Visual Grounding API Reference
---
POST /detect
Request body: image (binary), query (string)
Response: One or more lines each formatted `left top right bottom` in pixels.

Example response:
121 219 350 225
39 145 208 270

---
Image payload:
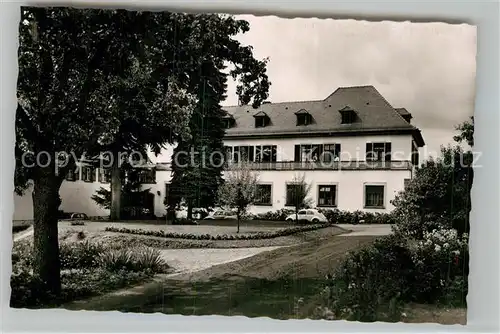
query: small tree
217 163 259 233
289 174 313 222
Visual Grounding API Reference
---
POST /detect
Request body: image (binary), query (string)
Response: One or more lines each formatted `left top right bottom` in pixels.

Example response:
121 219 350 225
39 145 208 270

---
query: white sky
223 16 477 159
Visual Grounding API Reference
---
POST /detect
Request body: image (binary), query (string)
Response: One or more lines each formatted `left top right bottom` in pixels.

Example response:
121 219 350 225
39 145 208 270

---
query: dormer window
339 106 357 124
222 112 235 129
295 109 312 126
253 111 270 128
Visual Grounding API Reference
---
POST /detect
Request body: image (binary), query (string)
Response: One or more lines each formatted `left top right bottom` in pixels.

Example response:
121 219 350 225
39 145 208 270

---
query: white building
13 85 424 220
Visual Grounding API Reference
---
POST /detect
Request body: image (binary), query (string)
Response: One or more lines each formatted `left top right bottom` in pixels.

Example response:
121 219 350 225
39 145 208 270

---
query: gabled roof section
338 105 355 112
222 85 425 147
295 108 310 115
253 110 269 118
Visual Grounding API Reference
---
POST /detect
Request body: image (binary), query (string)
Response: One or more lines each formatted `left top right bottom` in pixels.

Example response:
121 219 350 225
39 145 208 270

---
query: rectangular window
82 166 95 183
364 185 385 208
296 114 311 126
98 168 111 183
322 144 341 162
255 116 268 128
286 184 303 206
255 184 272 205
411 142 419 166
341 111 356 124
164 183 170 206
65 169 77 182
366 142 392 162
138 169 156 184
318 185 337 207
234 146 254 162
254 145 276 163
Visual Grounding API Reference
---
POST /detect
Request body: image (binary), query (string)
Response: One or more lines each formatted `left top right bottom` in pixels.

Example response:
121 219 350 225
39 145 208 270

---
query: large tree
15 8 200 295
167 15 271 218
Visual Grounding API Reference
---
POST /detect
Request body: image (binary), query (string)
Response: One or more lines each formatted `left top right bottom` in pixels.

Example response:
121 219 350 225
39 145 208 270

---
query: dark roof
395 107 412 118
223 85 425 147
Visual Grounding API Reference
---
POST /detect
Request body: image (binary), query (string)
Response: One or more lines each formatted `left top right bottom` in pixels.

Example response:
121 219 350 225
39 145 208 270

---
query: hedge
104 223 332 241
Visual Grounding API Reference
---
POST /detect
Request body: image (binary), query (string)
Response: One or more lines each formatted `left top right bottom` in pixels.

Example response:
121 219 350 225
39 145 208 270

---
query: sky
223 15 477 159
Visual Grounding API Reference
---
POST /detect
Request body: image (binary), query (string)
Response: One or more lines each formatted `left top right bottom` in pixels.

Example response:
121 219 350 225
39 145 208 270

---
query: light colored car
204 209 238 220
175 208 208 220
285 209 328 223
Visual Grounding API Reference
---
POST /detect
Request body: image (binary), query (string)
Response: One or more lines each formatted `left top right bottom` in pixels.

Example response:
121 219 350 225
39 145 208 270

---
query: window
98 168 111 183
298 209 307 215
254 112 270 128
339 106 357 124
322 144 341 163
411 141 419 166
286 184 303 206
224 146 232 163
296 113 312 126
255 145 277 162
82 167 95 182
222 119 231 129
164 183 170 206
65 169 79 182
366 142 392 162
364 185 385 208
255 184 272 206
318 185 337 207
138 169 156 184
341 111 356 124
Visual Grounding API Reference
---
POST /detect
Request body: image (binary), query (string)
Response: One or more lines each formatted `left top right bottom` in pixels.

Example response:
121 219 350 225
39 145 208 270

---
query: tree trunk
237 212 240 234
32 168 62 297
110 156 121 221
187 201 193 220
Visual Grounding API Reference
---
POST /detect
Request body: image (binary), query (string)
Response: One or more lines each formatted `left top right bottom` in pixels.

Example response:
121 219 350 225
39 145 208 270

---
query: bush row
248 208 394 225
105 223 331 241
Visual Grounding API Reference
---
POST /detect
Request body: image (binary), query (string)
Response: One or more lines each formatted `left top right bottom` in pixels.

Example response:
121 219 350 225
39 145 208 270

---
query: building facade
13 85 425 220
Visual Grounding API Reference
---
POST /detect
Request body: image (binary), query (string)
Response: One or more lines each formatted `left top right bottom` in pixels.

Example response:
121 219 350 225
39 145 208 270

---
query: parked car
285 209 328 223
175 207 208 220
204 209 238 220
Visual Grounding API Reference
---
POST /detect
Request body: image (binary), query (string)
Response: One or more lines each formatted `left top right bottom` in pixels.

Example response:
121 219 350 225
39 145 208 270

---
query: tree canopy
15 7 269 296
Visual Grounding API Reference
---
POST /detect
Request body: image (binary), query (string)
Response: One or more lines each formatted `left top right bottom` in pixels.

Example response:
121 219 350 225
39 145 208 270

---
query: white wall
12 134 414 220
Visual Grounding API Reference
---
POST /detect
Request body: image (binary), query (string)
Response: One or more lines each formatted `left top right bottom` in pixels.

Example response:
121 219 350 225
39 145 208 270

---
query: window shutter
335 144 341 158
294 145 301 162
271 146 277 162
249 146 255 162
385 142 392 161
366 143 373 160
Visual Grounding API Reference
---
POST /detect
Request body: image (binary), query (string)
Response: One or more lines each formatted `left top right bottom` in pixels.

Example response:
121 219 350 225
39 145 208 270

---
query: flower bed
105 223 332 240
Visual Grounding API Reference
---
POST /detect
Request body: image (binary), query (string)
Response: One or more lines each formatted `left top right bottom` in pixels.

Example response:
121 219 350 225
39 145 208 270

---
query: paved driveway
336 224 392 236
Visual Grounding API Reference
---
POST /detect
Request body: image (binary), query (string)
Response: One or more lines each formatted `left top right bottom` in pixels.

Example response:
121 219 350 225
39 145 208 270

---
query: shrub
70 220 86 226
318 208 395 225
323 234 414 322
409 229 469 303
171 218 198 225
97 247 168 273
59 241 104 269
133 247 168 273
